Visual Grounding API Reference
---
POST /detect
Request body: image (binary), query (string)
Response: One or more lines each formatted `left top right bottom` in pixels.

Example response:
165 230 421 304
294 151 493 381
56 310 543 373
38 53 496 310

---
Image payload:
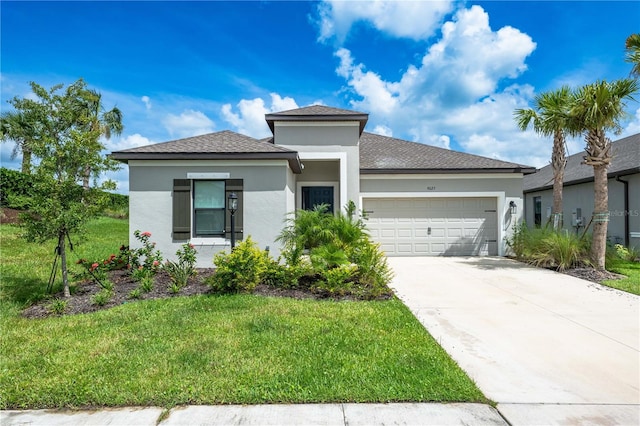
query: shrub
164 260 192 288
312 264 357 296
614 244 640 262
350 242 394 297
207 237 268 294
0 167 36 209
128 288 142 299
274 201 393 299
91 289 113 306
507 225 590 271
129 230 163 274
75 256 118 290
139 276 154 293
262 256 314 289
47 298 68 315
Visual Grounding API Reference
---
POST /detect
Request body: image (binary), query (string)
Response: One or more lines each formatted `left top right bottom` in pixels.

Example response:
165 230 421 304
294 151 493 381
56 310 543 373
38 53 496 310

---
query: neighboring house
111 105 535 266
523 133 640 249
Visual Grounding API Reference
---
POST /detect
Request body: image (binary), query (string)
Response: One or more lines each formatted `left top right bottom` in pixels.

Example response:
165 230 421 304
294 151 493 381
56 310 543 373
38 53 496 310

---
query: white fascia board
275 121 360 128
360 173 523 180
128 160 289 167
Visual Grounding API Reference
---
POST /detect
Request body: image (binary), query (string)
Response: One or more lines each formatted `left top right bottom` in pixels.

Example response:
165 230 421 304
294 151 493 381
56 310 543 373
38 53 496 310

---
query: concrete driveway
388 257 639 425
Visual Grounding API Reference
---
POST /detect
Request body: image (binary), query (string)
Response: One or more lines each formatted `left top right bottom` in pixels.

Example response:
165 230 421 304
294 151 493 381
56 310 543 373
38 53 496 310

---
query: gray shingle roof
110 130 302 173
268 105 367 116
265 105 368 135
359 132 535 174
112 130 294 154
523 133 640 192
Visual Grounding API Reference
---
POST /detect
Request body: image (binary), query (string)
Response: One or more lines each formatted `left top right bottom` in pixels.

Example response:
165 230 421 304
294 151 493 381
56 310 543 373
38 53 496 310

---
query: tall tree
0 109 40 174
569 79 638 270
6 79 122 297
514 86 573 230
625 33 640 77
76 88 123 188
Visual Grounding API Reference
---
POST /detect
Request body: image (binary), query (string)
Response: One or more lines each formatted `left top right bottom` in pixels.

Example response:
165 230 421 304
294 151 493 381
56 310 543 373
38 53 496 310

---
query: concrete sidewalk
1 403 507 425
388 256 640 425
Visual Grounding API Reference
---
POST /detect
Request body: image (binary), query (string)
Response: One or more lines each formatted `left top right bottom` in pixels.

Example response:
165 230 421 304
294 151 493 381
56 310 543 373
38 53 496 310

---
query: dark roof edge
360 167 537 175
265 114 369 135
523 167 640 193
109 152 303 174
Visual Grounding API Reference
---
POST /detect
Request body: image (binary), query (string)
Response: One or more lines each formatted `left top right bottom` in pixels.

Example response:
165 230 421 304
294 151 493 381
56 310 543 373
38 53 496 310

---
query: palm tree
514 86 573 230
0 110 38 174
625 33 640 77
74 86 123 188
569 79 638 270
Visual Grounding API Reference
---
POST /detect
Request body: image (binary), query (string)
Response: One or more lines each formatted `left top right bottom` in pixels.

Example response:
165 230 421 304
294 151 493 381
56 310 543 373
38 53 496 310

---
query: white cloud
317 0 454 42
163 110 215 139
620 107 640 137
109 133 156 151
372 124 393 137
221 93 299 138
333 5 541 166
141 95 152 110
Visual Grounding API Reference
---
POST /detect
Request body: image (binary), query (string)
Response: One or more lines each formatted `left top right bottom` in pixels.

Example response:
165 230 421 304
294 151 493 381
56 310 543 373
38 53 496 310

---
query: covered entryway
363 197 498 256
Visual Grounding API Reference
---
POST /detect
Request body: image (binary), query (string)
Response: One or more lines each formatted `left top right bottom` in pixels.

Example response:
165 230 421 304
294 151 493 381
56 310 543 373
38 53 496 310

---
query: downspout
615 175 629 247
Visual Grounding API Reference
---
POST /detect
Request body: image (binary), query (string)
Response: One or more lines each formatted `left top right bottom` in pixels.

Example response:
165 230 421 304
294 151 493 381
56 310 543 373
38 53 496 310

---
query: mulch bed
0 208 21 224
6 207 630 317
562 267 626 283
21 269 383 319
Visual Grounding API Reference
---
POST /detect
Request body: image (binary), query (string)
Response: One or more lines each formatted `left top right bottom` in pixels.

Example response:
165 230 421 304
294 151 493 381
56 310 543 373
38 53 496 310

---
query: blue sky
2 1 639 193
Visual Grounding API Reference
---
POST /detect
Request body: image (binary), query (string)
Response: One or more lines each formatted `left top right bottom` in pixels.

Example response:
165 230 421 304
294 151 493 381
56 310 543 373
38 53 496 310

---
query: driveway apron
388 257 639 425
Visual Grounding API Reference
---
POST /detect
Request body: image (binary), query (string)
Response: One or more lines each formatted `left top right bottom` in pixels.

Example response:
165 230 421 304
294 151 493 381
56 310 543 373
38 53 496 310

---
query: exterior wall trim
299 152 348 210
361 173 523 180
128 160 289 168
296 181 340 212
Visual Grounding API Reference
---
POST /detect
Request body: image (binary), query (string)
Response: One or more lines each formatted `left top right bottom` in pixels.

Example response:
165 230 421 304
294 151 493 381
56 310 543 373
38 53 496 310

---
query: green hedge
0 167 128 214
0 168 36 209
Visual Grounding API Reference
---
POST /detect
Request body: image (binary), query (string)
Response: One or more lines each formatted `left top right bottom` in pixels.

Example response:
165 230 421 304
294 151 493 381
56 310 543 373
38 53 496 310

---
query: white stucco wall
274 122 361 210
128 160 292 267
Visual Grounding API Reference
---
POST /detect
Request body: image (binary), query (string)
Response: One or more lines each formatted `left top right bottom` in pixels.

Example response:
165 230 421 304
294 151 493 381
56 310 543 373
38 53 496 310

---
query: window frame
192 180 226 238
533 196 542 227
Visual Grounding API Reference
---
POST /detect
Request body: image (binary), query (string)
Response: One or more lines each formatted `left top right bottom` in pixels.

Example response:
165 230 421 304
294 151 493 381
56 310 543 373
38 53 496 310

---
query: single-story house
111 105 535 266
523 132 640 249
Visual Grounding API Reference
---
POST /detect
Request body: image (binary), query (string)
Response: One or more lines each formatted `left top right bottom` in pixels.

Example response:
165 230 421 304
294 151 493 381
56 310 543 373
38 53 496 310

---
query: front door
302 186 334 214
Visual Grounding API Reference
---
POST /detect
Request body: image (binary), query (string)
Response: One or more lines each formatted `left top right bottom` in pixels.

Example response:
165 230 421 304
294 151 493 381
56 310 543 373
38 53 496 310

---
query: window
193 181 225 237
172 178 243 241
533 196 542 227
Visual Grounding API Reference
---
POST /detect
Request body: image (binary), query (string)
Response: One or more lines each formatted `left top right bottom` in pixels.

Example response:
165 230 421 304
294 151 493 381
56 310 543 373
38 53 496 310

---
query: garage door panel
364 197 498 256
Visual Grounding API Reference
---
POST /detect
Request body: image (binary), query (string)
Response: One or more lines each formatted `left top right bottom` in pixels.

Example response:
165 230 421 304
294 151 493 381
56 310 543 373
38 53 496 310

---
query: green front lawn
0 295 486 408
603 260 640 295
0 218 487 409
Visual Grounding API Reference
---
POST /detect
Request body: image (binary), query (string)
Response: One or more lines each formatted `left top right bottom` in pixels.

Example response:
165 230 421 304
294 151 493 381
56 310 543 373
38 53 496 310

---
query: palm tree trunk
21 147 32 174
551 131 566 230
591 164 609 270
584 129 612 270
83 165 90 189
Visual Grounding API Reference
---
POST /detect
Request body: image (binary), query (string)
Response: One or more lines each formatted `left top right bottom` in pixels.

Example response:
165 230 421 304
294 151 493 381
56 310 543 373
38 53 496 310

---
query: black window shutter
173 179 191 240
225 179 243 241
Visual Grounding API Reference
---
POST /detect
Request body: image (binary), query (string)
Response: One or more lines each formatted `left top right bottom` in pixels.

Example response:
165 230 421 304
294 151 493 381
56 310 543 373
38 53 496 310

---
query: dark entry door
302 186 334 214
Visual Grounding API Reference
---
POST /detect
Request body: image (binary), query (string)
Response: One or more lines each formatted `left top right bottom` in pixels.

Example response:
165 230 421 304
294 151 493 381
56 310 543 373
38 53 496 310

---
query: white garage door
363 197 498 256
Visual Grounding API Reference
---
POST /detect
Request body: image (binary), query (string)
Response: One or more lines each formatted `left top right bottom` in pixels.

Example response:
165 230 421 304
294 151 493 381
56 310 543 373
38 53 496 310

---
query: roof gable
523 133 640 192
265 105 368 135
359 132 535 174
